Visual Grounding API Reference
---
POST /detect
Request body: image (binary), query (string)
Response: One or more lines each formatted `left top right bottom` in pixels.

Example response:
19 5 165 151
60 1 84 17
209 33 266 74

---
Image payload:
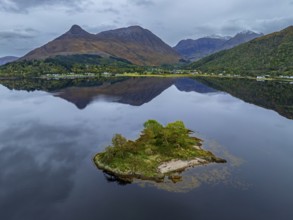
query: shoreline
158 158 208 174
1 74 293 82
94 151 226 183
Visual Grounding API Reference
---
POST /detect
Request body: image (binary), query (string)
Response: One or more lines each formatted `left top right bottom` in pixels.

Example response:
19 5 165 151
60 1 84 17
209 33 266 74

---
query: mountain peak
67 24 90 36
97 25 158 43
127 25 144 29
125 25 146 32
54 24 93 40
97 25 148 38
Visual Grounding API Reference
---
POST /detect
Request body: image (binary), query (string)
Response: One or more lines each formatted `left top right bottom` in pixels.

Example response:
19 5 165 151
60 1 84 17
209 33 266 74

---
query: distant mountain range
21 25 180 66
174 31 263 61
189 26 293 75
0 56 18 65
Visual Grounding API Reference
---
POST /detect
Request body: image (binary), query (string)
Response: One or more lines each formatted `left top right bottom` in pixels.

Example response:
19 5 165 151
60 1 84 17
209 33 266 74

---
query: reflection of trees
103 172 131 186
197 77 293 119
0 77 125 92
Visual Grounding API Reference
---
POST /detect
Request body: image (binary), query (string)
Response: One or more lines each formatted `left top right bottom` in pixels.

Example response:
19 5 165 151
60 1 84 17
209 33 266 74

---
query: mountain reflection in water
0 77 292 120
53 77 217 108
0 77 217 108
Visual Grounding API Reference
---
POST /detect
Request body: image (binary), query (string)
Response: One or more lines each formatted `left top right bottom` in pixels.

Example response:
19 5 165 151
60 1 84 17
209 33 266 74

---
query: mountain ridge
174 31 263 61
174 37 227 61
21 25 180 66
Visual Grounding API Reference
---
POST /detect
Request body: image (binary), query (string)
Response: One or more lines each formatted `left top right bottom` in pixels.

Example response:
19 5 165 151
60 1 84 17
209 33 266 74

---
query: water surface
0 77 292 220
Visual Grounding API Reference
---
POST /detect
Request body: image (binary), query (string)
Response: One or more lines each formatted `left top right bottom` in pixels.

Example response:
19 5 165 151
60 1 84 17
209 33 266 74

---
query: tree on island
141 120 192 148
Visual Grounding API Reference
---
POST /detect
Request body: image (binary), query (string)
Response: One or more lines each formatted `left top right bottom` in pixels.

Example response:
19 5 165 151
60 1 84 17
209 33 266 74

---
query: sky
0 0 292 57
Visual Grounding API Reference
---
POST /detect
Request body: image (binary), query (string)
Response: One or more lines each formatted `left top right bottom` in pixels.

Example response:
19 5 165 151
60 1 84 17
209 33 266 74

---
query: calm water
0 77 293 220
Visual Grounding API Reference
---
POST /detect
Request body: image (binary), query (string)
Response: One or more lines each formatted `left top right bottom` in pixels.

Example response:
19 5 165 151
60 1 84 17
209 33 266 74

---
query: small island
94 120 226 183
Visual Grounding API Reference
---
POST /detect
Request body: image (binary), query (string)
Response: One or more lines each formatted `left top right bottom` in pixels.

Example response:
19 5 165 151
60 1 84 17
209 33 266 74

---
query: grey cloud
255 17 293 34
187 25 221 39
220 20 248 35
23 27 39 33
193 26 216 35
0 28 38 40
0 31 35 40
96 7 120 14
128 0 154 6
189 15 293 40
0 0 90 13
221 26 242 35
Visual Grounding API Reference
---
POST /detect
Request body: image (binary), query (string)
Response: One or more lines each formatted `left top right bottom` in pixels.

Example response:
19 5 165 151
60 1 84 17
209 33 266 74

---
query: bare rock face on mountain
21 25 180 66
174 31 263 61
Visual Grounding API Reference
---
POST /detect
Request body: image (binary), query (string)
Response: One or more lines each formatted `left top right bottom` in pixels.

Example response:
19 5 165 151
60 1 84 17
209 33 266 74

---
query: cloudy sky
0 0 292 57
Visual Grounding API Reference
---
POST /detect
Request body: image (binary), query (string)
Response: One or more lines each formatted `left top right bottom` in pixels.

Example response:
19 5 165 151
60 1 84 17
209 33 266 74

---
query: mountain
174 31 263 61
21 25 180 66
189 26 293 76
0 56 18 65
95 26 180 66
220 30 263 50
174 37 227 61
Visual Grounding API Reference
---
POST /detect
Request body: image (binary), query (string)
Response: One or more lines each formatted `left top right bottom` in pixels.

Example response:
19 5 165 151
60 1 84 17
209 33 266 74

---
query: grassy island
94 120 226 183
